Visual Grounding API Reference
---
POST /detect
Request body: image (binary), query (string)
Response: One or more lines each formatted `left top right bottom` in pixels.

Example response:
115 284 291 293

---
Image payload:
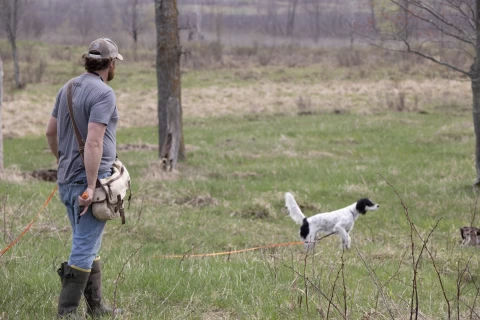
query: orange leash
0 186 58 257
158 241 304 259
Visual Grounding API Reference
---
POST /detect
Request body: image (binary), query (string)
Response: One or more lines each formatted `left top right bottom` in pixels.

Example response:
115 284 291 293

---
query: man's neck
87 70 108 82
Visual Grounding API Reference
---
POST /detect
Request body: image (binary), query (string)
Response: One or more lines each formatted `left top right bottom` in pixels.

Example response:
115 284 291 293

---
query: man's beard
107 68 115 81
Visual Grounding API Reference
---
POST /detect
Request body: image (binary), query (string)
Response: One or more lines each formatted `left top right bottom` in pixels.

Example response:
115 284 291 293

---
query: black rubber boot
57 262 90 319
84 260 122 318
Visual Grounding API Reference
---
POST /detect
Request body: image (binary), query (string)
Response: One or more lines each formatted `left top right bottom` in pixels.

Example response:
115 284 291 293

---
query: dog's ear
356 198 376 214
356 198 369 214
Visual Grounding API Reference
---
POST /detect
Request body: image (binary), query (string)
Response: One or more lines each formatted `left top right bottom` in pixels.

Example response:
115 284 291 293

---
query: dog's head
356 198 380 214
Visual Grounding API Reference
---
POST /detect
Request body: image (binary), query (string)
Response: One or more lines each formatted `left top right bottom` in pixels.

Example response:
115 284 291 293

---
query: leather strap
66 79 101 188
66 80 86 160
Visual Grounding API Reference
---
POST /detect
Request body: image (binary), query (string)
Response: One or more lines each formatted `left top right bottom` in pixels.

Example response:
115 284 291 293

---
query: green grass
1 110 480 319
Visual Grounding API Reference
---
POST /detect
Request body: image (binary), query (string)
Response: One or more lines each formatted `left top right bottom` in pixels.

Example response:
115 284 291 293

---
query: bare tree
23 5 45 39
195 0 203 34
345 0 359 48
155 0 184 170
121 0 150 60
0 57 3 172
368 0 480 185
305 0 324 44
0 0 29 89
264 0 283 37
71 0 96 41
367 0 379 35
286 0 299 37
214 0 223 44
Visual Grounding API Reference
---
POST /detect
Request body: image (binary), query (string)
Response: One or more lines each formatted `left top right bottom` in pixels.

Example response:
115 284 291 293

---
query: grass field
1 41 480 319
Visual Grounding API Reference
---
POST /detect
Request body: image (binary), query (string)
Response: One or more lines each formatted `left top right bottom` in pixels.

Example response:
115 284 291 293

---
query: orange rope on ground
0 186 58 257
159 241 304 259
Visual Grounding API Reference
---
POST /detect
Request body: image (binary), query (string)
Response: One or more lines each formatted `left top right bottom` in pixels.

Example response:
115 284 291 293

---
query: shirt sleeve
89 89 116 125
51 88 63 118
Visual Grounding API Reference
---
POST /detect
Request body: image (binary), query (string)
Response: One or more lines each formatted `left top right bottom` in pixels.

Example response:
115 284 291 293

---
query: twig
456 258 472 320
276 256 346 319
379 173 452 319
377 173 418 319
179 247 195 264
466 268 480 319
341 249 347 318
290 251 298 310
327 254 344 319
112 244 144 316
158 278 183 317
2 190 8 243
302 250 309 312
383 247 409 287
415 218 451 319
458 296 480 320
356 245 395 320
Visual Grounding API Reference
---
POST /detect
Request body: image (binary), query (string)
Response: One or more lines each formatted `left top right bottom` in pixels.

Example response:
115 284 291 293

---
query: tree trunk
0 58 3 172
472 76 480 184
473 0 480 185
133 37 138 62
194 0 203 40
132 0 138 61
11 40 21 88
368 0 378 35
286 0 298 37
155 0 184 169
160 97 181 171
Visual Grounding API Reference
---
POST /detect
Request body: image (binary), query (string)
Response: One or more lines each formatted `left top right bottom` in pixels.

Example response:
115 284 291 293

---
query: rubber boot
57 262 90 319
84 260 122 318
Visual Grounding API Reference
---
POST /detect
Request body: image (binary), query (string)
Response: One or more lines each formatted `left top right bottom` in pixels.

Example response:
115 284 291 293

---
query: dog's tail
285 192 305 225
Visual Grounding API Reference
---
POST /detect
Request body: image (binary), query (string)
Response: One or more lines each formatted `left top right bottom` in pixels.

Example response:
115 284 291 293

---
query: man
46 38 123 318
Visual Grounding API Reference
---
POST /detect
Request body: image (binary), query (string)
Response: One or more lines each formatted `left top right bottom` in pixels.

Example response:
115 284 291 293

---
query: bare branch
356 245 396 320
277 257 347 319
395 3 474 45
358 34 471 77
392 0 474 43
113 244 144 313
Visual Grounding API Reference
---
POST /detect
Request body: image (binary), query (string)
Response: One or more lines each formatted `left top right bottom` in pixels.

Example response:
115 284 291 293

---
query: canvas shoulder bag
66 79 131 224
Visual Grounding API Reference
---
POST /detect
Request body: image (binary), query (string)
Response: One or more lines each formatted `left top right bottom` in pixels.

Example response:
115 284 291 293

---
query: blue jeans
58 171 111 271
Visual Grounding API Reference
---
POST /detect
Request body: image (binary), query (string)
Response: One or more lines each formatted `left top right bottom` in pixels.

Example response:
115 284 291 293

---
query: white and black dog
285 192 379 250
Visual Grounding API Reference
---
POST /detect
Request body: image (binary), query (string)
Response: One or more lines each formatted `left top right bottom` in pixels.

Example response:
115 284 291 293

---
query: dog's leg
304 234 316 250
334 226 350 249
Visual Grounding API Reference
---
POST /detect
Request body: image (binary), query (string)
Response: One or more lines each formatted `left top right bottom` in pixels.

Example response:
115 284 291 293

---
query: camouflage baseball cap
87 38 123 61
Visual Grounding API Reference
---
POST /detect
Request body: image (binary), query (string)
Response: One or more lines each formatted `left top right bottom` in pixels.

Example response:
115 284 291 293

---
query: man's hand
78 188 95 216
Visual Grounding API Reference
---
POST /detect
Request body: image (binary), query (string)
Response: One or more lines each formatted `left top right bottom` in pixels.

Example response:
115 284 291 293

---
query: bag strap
66 80 86 161
66 79 101 188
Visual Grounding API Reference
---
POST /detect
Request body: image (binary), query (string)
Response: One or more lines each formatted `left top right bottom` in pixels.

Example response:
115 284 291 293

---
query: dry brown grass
0 166 30 183
2 72 471 139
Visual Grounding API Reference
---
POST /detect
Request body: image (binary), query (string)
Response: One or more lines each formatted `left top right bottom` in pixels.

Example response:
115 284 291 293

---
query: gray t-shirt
52 73 118 184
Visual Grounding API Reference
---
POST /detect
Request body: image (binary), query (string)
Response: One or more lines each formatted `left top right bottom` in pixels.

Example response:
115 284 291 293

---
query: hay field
1 43 472 138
